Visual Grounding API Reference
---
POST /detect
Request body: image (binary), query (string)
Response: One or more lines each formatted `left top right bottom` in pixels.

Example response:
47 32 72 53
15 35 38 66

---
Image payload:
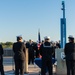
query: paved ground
3 57 41 75
4 63 41 75
3 57 65 75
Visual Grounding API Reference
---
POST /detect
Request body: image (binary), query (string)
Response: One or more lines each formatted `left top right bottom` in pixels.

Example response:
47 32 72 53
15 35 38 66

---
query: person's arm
52 46 55 56
22 43 26 58
0 45 4 55
39 44 43 56
12 43 15 53
0 45 3 60
23 44 26 54
64 43 67 55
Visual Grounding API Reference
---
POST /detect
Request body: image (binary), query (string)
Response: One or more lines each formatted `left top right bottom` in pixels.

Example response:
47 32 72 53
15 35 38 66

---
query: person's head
68 35 74 43
17 36 22 42
42 40 44 44
29 39 32 43
44 36 50 42
52 42 56 47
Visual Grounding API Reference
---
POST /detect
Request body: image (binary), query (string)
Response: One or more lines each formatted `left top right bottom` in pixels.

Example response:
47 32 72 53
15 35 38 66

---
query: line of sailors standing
26 39 60 65
0 36 60 75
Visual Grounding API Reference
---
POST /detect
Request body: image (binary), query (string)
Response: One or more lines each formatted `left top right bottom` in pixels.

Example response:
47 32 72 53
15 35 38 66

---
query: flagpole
38 29 41 43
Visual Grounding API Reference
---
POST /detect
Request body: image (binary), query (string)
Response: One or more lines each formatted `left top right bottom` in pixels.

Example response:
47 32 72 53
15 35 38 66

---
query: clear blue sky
0 0 75 42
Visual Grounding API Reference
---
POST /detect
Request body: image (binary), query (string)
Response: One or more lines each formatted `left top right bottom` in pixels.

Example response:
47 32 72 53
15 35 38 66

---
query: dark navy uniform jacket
64 42 75 60
0 44 3 60
13 42 26 60
40 42 54 60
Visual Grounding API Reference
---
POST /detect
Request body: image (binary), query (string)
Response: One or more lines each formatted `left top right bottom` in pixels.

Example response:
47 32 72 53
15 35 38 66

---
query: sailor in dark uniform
40 36 54 75
13 36 26 75
0 44 5 75
28 39 34 64
64 35 75 75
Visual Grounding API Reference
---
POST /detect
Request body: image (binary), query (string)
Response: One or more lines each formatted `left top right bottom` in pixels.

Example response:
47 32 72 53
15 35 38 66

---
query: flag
38 29 41 43
37 29 41 49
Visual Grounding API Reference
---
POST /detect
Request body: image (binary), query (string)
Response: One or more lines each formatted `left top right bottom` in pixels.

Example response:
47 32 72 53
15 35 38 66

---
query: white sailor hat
68 35 74 39
44 36 50 40
16 35 22 39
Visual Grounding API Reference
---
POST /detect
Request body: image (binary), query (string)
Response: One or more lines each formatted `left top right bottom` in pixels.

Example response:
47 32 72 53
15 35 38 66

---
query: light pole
60 1 66 48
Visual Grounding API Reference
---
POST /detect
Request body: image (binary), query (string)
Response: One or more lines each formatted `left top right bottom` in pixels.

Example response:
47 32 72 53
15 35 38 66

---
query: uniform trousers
14 60 25 75
28 52 34 64
66 59 75 75
41 59 53 75
0 57 4 75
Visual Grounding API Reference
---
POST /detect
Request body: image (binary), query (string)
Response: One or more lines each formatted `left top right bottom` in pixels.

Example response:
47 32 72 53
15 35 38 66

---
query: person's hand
39 55 42 58
63 57 66 59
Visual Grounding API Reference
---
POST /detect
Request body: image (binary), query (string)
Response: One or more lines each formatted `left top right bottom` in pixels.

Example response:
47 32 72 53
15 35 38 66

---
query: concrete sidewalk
4 65 41 75
3 57 41 75
4 64 56 75
3 57 66 75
